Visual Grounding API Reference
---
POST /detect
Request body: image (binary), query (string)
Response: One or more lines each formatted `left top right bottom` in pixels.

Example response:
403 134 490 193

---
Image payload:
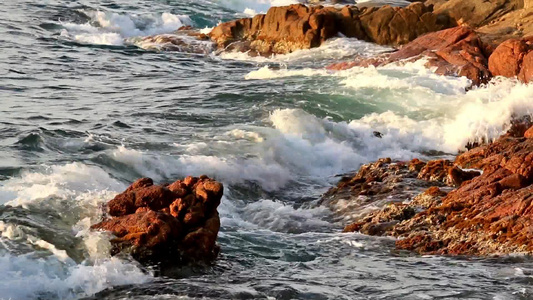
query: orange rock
209 3 449 55
92 175 224 266
525 126 533 138
328 26 492 85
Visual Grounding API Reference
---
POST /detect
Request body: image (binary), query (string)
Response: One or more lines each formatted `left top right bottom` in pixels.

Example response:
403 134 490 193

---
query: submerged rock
339 124 533 256
91 176 223 265
209 3 450 55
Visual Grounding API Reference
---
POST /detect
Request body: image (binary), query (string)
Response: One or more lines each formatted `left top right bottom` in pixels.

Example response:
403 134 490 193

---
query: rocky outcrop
429 0 523 28
341 124 533 256
320 157 458 225
488 37 533 83
209 3 451 55
328 26 492 85
91 176 223 265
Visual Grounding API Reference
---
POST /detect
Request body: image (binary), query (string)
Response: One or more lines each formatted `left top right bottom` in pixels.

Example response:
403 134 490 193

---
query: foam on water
221 37 392 63
0 163 152 299
246 61 533 155
60 10 192 45
0 253 151 300
0 162 123 209
218 0 302 16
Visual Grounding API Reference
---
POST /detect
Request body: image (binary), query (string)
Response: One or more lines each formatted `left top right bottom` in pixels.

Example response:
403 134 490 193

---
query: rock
525 126 533 138
321 157 449 225
417 159 453 183
358 2 450 46
209 3 450 55
341 124 533 256
91 176 223 265
328 26 492 85
488 37 533 82
432 0 522 28
91 211 183 262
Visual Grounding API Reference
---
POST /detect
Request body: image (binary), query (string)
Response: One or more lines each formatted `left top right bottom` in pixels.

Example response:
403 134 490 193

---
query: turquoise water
1 0 533 299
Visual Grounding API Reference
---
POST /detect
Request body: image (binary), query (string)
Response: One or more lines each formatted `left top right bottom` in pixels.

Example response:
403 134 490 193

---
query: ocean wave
221 37 392 64
59 10 192 46
218 0 302 16
0 253 150 300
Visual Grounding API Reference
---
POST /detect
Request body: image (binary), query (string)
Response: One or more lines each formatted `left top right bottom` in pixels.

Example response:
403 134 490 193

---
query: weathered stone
341 124 533 256
209 3 449 55
328 26 492 85
92 176 224 266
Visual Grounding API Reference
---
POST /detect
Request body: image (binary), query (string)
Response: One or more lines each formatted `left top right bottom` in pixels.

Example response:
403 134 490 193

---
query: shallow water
1 0 533 299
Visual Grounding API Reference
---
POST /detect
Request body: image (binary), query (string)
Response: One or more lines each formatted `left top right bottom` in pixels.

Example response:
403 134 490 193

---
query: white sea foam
0 253 151 300
221 37 392 63
0 162 123 209
219 0 302 16
0 162 151 299
60 10 192 45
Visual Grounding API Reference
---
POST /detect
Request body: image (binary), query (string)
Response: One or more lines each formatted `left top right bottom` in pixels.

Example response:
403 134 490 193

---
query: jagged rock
341 123 533 256
91 176 223 265
209 3 450 55
320 157 450 224
328 26 492 85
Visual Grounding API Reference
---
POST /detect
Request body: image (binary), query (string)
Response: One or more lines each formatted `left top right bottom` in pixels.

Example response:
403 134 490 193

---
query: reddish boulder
92 176 224 265
488 37 533 82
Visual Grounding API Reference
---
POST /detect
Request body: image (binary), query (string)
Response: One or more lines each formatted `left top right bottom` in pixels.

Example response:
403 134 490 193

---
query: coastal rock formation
320 157 454 224
488 37 533 83
209 3 450 55
341 124 533 255
91 176 223 264
428 0 523 28
328 26 492 85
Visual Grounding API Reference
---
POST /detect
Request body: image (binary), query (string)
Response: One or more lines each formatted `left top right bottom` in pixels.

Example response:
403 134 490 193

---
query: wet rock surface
328 26 492 85
488 37 533 83
320 157 454 225
91 176 223 265
338 125 533 256
208 3 450 55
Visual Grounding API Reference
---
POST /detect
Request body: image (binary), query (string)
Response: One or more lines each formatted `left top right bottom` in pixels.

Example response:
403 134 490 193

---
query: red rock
417 159 454 183
91 211 182 262
209 3 449 55
408 158 427 172
134 185 176 211
108 191 136 216
92 176 224 266
525 126 533 138
488 38 533 79
519 51 533 83
329 26 492 85
340 123 533 256
126 177 153 191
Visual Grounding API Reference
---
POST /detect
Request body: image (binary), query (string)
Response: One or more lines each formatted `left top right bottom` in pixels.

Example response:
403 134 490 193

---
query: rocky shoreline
95 0 533 264
326 121 533 255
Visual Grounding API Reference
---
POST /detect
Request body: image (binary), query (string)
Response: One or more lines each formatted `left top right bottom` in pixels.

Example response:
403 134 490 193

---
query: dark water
1 0 533 299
